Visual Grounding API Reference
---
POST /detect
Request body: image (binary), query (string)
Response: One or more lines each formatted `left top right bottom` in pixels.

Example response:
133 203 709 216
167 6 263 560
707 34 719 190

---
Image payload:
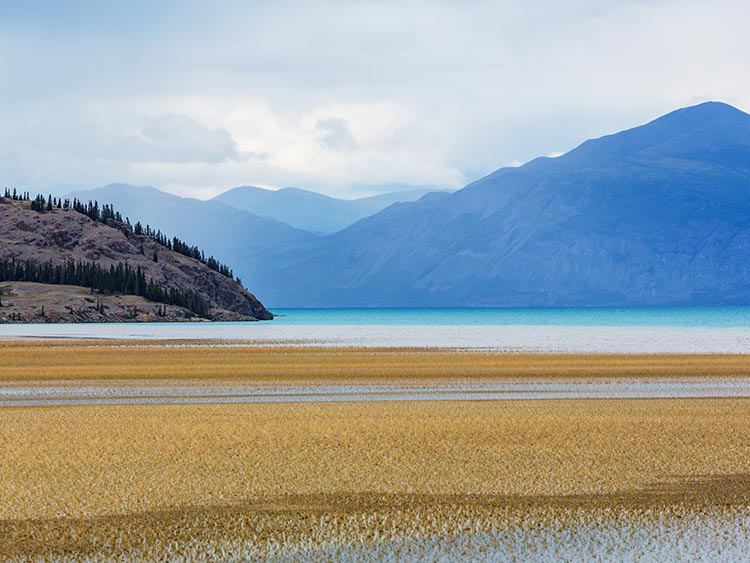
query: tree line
133 223 234 278
3 188 31 201
3 188 236 280
0 258 210 317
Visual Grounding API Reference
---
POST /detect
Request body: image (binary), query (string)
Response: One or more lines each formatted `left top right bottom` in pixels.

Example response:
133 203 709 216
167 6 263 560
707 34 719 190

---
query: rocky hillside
0 196 272 322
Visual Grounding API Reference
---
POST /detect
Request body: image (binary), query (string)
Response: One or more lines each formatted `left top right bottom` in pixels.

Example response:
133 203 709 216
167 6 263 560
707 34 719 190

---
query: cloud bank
0 0 748 198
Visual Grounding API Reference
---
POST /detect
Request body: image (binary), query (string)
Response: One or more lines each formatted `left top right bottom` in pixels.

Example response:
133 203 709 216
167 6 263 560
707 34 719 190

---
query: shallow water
257 508 750 563
4 377 750 407
19 506 748 563
2 323 750 353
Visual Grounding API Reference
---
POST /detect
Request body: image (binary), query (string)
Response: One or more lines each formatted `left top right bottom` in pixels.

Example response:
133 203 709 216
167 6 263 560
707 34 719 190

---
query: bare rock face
0 200 272 322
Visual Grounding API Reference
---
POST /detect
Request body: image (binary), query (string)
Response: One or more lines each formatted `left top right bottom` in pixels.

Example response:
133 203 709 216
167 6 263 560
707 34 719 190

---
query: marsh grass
2 341 750 383
2 399 750 561
3 342 750 561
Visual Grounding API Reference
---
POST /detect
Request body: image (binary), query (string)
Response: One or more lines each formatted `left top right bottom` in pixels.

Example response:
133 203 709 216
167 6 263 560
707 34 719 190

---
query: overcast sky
1 0 749 199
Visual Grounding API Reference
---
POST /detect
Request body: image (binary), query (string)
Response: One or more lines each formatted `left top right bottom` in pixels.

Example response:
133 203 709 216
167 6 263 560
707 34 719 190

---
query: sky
1 0 749 199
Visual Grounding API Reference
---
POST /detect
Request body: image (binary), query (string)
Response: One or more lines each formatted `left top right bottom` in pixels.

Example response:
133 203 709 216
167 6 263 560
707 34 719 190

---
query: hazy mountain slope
212 185 447 234
0 197 272 321
254 101 750 307
66 184 316 289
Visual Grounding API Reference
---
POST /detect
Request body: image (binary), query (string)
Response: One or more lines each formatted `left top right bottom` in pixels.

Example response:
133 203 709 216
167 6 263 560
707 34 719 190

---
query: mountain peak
668 100 747 118
649 101 749 131
563 101 750 164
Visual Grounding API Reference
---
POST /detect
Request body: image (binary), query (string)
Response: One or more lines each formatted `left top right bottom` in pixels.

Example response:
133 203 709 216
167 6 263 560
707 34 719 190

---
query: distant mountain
0 194 271 322
65 184 316 292
213 185 449 234
253 101 750 307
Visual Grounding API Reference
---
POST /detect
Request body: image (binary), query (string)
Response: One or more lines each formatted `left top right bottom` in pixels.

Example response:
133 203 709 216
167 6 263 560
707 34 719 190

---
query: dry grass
2 340 750 383
4 341 750 560
3 399 750 560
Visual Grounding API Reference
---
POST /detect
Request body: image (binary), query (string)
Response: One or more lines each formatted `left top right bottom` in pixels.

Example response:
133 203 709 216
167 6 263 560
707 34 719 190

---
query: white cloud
140 114 241 163
21 111 244 164
313 117 356 151
0 0 749 198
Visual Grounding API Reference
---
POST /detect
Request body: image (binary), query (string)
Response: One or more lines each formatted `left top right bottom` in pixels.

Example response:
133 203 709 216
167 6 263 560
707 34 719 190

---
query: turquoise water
3 308 750 351
268 307 750 327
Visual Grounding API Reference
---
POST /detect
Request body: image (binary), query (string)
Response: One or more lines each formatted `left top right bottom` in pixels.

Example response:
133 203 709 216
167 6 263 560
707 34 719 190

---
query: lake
2 307 750 352
269 306 750 327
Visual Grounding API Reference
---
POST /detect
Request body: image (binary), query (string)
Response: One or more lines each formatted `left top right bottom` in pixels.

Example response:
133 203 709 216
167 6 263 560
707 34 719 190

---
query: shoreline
2 323 750 353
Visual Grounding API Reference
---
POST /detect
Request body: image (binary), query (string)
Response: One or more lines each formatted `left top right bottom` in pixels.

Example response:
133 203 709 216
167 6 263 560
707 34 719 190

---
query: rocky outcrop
0 198 272 322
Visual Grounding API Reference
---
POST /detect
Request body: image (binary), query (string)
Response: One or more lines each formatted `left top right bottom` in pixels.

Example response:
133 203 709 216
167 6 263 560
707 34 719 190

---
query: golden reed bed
3 400 750 560
3 340 750 382
3 341 750 561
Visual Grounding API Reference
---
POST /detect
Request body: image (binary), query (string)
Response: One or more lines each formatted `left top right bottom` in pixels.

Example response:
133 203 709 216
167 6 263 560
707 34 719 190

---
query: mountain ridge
212 184 449 234
249 101 750 307
64 183 317 292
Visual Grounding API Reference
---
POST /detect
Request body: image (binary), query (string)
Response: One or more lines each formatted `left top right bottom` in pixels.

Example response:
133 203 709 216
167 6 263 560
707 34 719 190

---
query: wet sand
4 377 750 406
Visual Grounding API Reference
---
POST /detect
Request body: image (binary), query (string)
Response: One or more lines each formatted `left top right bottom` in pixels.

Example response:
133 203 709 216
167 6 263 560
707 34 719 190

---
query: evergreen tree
0 258 210 317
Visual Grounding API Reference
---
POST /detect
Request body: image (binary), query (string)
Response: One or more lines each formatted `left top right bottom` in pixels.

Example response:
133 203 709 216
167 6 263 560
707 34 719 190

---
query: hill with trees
63 184 317 294
0 191 272 323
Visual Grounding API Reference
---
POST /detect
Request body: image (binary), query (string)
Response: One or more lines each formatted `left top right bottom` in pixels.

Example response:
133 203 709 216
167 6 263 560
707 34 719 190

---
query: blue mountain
252 102 750 307
65 184 316 288
212 185 447 234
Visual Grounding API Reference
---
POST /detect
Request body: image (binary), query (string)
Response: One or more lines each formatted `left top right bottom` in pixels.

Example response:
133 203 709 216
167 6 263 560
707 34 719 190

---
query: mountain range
64 184 449 296
213 185 447 234
251 101 750 307
65 101 750 308
64 184 317 288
